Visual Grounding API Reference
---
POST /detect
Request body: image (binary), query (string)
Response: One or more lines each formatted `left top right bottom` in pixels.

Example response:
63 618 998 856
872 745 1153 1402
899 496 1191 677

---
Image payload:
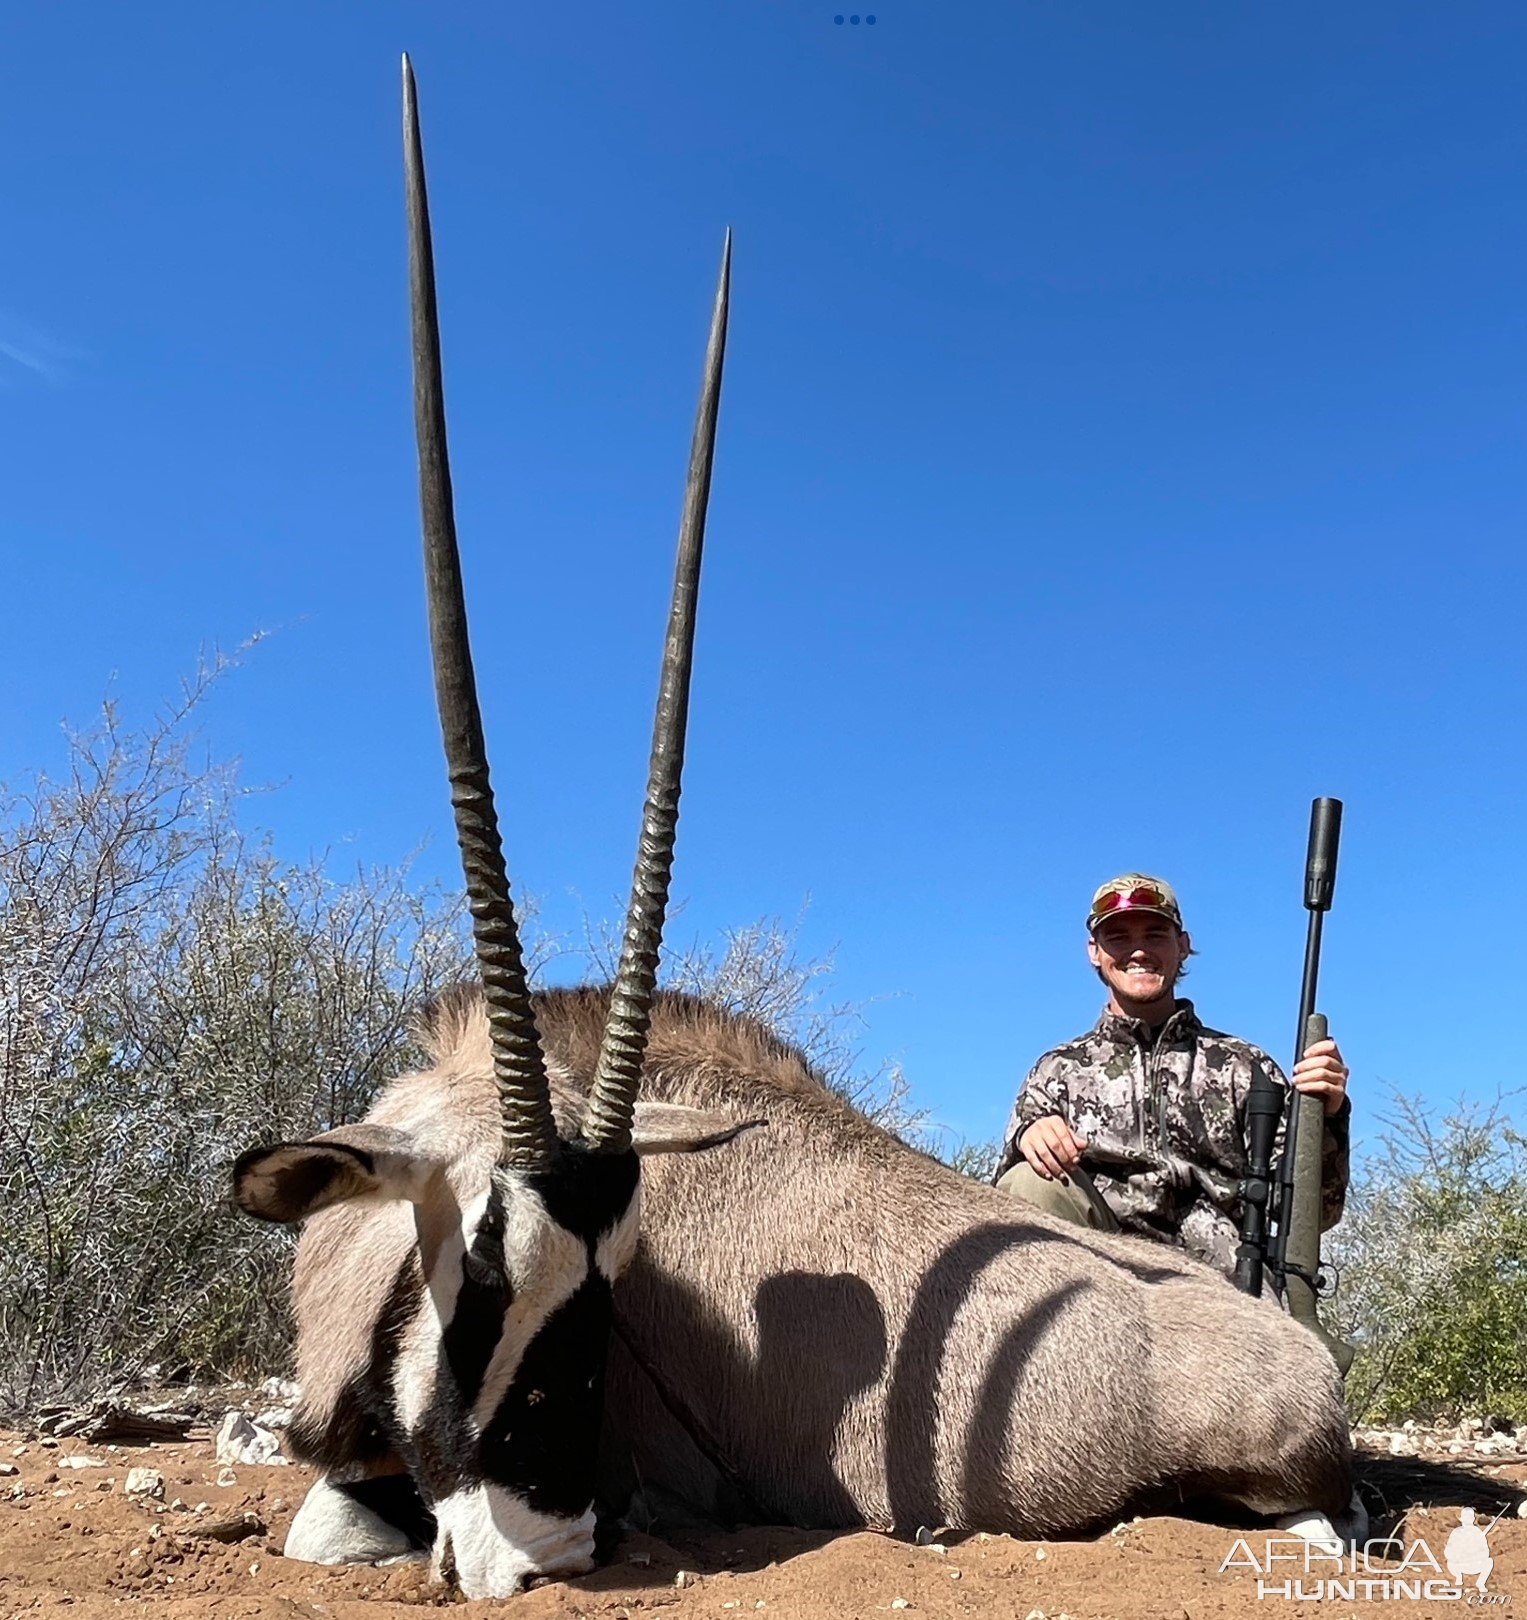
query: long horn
583 231 731 1153
402 55 557 1173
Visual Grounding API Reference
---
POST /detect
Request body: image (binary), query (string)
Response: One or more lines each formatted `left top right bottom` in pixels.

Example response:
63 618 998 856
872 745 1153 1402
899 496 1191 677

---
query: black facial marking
522 1142 640 1256
440 1184 513 1405
479 1271 615 1517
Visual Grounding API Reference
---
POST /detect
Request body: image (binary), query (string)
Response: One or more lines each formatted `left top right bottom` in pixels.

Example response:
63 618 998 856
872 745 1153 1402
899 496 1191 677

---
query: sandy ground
1 1428 1522 1620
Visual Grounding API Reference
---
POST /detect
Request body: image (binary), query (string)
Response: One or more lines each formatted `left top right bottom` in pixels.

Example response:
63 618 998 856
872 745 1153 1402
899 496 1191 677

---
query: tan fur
287 982 1351 1536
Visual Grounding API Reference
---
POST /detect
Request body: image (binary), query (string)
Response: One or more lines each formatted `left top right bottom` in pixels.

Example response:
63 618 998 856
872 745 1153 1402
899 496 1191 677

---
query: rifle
1234 798 1355 1373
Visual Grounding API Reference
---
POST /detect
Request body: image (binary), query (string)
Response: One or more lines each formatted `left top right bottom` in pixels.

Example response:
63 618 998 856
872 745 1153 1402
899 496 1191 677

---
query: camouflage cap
1088 873 1184 934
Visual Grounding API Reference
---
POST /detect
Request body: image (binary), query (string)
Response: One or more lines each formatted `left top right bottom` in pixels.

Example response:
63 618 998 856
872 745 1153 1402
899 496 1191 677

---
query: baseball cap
1087 873 1184 934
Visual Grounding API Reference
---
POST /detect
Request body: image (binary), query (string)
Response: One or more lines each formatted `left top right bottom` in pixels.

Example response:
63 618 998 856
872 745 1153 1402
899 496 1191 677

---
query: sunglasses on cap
1089 885 1174 924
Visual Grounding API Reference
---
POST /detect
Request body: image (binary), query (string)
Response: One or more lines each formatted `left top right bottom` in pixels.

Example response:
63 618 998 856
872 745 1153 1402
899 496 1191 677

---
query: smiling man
992 873 1352 1275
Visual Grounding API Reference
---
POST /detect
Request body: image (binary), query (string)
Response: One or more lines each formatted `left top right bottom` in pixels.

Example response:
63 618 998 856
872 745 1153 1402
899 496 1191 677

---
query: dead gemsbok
232 57 756 1597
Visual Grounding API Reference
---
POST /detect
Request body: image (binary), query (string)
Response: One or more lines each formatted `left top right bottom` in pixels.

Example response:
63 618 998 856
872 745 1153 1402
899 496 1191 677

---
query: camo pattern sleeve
993 1053 1072 1183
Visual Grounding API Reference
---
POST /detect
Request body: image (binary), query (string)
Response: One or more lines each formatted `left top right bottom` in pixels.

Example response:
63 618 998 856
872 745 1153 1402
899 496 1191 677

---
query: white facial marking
594 1181 642 1283
393 1188 493 1432
433 1482 595 1598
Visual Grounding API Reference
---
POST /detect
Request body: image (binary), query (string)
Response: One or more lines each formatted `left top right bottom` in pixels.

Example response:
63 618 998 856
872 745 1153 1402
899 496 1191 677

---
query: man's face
1087 910 1191 1006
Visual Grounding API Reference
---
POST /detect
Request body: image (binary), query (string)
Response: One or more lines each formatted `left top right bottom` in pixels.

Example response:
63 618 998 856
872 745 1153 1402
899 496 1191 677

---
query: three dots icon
834 14 877 22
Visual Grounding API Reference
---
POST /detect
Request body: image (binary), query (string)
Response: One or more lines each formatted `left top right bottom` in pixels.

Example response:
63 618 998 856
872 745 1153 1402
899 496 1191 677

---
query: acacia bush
1328 1089 1527 1425
0 674 472 1411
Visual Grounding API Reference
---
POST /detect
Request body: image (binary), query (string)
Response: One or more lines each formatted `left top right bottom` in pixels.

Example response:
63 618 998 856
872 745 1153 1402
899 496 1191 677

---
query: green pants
995 1161 1120 1232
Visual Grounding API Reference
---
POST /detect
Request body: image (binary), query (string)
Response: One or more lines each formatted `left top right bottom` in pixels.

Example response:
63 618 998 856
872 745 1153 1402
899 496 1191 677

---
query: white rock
675 1570 697 1588
255 1407 293 1431
0 1464 17 1478
59 1456 104 1469
1518 1501 1527 1520
260 1377 301 1402
1034 1547 1048 1561
890 1602 911 1611
124 1468 165 1501
216 1466 238 1488
215 1411 286 1467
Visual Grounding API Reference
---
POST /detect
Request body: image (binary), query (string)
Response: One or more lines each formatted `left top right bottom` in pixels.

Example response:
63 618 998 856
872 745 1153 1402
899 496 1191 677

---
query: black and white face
389 1147 641 1594
235 1100 756 1598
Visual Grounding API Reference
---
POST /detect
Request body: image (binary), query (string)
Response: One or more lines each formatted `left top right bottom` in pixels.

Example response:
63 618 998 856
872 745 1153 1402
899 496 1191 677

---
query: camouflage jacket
993 999 1351 1274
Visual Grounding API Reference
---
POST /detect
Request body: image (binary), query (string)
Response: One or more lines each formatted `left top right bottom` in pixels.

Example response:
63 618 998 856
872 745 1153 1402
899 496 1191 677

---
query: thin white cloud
0 312 88 386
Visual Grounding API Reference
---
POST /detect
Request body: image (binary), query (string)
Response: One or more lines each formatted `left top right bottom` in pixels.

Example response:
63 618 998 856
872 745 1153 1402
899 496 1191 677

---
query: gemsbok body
235 60 1358 1602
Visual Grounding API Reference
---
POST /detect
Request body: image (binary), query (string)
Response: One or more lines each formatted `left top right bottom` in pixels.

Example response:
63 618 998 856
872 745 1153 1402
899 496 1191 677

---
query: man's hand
1292 1037 1349 1117
1019 1115 1088 1181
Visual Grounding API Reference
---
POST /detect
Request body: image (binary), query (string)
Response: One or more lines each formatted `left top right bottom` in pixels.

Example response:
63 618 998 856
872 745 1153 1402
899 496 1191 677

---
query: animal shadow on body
598 1264 890 1578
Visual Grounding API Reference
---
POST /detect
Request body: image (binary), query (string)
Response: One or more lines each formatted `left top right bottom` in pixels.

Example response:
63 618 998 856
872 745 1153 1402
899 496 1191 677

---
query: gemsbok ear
233 1125 446 1224
628 1101 767 1158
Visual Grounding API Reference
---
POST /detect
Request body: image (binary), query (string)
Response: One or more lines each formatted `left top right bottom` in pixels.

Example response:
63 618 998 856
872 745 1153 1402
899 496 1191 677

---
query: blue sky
6 2 1524 1153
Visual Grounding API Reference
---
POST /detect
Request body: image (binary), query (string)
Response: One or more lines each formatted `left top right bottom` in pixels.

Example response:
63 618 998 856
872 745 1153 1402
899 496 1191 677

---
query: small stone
52 1487 74 1499
270 1497 287 1513
125 1469 165 1501
0 1464 17 1477
183 1511 264 1544
949 1569 962 1579
1034 1546 1048 1561
60 1456 104 1470
216 1466 238 1488
38 1438 59 1450
249 1561 261 1575
890 1602 911 1612
215 1411 286 1467
1518 1501 1527 1520
675 1570 697 1588
168 1499 187 1512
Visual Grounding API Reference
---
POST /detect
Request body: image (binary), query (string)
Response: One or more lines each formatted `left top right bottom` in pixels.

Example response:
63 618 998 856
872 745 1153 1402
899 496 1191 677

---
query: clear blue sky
6 2 1524 1153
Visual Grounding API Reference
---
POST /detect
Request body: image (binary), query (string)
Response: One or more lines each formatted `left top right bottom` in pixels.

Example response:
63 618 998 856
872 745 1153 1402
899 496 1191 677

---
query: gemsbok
234 59 1362 1601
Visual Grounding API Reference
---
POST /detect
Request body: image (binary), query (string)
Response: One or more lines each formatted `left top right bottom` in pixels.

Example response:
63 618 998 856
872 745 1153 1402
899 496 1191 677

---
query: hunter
993 873 1352 1275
